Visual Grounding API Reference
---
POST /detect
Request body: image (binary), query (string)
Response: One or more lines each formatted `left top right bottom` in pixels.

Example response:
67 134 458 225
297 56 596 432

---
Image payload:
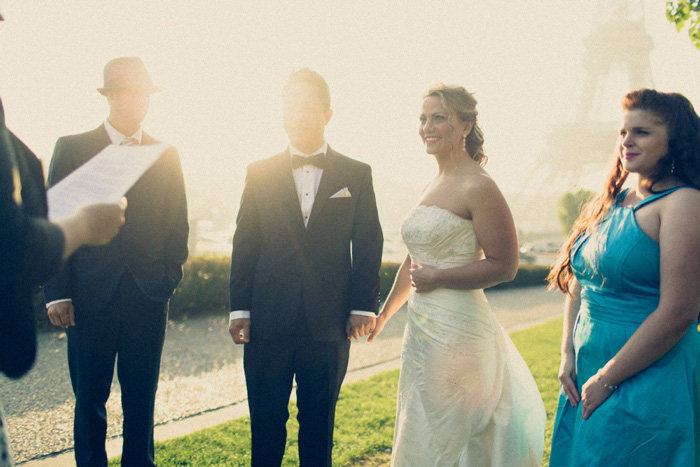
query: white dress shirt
104 119 143 146
230 143 375 321
290 143 326 228
45 120 143 310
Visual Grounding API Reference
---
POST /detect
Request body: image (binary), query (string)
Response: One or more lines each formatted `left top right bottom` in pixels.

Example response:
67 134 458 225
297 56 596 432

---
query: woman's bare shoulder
662 187 700 223
460 169 502 199
669 186 700 201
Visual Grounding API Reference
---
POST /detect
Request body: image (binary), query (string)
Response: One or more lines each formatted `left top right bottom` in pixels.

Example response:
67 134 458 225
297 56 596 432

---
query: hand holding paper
47 143 170 220
54 197 127 259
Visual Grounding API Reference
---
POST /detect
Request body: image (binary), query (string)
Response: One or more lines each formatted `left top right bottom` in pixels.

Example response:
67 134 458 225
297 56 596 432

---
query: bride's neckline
413 204 472 223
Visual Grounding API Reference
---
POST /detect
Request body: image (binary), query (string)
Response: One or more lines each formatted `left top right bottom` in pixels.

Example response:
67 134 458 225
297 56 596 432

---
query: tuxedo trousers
67 271 167 467
244 318 351 467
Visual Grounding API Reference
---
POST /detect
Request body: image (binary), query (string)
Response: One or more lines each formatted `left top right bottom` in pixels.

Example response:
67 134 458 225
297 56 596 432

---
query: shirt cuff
46 298 72 308
350 310 377 317
230 310 251 321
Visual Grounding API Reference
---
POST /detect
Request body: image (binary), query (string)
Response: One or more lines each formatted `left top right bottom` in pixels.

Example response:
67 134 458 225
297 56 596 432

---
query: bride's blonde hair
425 84 487 166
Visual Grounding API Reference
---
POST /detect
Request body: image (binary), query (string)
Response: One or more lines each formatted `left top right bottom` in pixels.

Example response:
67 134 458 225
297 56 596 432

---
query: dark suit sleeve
15 214 65 286
0 123 64 378
0 129 64 288
43 137 77 303
229 165 261 312
349 165 383 313
162 147 189 290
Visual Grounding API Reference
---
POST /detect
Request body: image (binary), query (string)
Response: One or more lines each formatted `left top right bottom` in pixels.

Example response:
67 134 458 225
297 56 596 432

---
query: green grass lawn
109 317 563 466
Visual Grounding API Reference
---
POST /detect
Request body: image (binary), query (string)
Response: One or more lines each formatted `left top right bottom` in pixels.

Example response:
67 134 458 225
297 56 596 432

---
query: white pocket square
330 187 351 198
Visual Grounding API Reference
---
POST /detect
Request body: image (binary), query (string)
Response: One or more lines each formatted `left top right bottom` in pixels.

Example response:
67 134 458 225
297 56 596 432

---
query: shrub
168 255 231 319
489 264 551 290
379 262 401 302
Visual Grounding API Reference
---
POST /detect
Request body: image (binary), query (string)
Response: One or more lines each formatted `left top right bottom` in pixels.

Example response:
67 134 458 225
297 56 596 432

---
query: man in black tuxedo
44 57 189 467
229 68 383 466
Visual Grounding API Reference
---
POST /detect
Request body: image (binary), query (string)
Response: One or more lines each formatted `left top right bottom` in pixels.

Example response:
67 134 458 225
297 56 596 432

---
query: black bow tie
292 153 325 169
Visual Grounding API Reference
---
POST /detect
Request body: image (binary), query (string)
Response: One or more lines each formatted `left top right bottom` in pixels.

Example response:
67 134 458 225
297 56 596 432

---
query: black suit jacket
229 147 383 342
43 124 189 313
0 99 64 377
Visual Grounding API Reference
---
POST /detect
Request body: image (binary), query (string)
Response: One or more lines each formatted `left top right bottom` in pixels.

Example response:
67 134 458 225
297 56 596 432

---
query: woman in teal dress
548 89 700 466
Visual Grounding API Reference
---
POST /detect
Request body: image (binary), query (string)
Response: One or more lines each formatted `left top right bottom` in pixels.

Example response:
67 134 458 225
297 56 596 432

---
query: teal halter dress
549 187 700 466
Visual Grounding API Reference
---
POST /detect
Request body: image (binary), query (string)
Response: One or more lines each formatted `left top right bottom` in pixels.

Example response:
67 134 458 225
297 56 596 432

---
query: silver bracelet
596 370 619 392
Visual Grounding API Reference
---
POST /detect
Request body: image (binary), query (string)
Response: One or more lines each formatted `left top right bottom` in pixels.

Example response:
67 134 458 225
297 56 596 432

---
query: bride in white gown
368 84 545 466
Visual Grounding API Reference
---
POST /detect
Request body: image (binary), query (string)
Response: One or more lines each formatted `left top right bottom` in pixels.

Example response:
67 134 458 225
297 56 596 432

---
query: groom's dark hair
283 68 331 110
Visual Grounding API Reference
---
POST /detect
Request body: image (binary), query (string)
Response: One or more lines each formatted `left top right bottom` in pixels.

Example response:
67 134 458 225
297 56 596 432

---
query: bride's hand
410 263 439 293
367 312 388 342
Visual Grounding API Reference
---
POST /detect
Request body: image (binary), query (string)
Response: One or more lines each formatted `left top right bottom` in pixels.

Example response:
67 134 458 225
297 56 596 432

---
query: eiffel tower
515 0 655 234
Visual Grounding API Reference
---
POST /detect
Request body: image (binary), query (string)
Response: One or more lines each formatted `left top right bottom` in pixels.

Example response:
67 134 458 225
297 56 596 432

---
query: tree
667 0 700 50
557 189 595 235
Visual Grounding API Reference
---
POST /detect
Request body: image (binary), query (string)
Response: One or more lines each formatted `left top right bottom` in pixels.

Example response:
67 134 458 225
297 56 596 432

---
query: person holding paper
229 68 383 466
44 57 188 467
0 98 126 467
1 12 126 467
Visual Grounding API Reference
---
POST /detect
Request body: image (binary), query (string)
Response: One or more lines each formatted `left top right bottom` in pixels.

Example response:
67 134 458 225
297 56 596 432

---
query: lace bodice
401 205 479 268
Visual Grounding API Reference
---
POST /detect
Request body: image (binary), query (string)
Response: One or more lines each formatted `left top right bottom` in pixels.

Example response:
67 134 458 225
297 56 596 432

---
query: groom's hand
346 315 376 340
229 318 251 344
47 301 75 328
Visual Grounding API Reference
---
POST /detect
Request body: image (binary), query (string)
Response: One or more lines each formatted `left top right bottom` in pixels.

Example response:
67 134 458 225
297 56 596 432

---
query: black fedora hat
97 57 160 95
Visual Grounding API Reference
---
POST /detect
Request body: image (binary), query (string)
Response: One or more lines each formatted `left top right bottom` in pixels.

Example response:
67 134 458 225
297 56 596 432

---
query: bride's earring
463 133 468 153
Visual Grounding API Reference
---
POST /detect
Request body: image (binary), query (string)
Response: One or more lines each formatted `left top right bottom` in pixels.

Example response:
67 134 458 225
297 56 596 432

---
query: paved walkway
2 286 564 466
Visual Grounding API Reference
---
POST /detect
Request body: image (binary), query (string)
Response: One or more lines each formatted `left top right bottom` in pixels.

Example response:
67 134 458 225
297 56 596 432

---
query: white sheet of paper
47 143 170 220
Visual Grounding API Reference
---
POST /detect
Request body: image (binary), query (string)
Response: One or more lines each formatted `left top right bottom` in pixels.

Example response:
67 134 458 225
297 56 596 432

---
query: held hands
558 350 580 407
410 263 439 293
580 371 616 420
367 312 388 342
47 301 75 328
229 318 250 344
346 314 376 340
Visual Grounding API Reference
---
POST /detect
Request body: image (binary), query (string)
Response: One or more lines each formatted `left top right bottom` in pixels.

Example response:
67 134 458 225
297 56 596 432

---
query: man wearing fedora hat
44 57 189 467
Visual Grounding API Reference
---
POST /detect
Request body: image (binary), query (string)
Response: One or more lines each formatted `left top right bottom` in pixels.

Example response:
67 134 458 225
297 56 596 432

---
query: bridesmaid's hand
580 373 614 420
558 351 579 407
410 263 439 293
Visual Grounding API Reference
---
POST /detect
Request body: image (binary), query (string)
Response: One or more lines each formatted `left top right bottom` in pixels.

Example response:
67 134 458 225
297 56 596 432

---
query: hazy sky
1 0 698 236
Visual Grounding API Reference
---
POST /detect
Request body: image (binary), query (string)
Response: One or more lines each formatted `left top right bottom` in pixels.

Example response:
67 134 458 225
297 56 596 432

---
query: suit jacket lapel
273 150 306 233
93 124 111 152
75 124 112 169
305 147 341 233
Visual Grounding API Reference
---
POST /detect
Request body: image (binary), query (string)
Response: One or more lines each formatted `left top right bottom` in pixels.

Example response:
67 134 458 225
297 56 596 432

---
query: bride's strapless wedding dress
392 205 545 466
